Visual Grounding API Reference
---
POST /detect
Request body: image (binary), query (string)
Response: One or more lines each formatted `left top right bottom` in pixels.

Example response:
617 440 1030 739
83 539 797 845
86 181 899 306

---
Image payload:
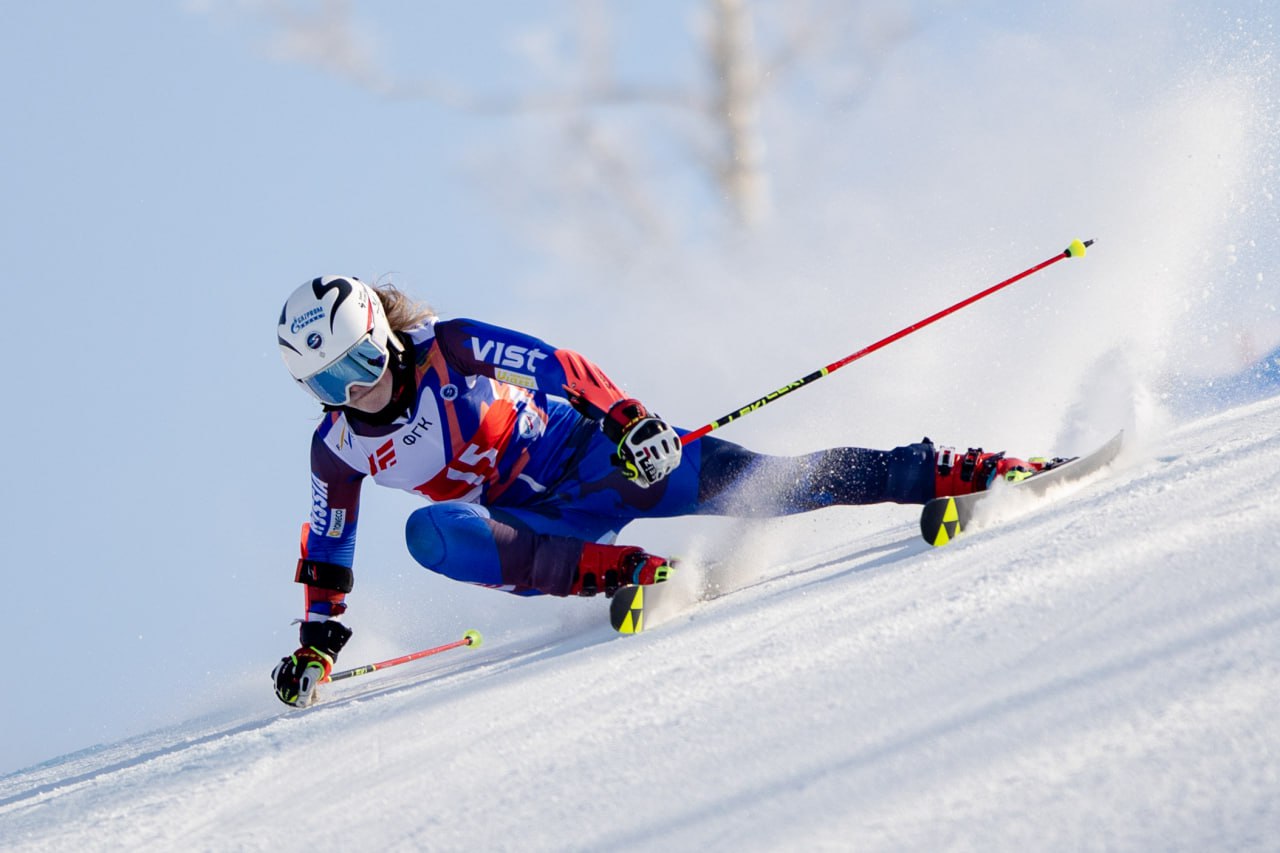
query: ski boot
570 543 676 597
932 443 1049 497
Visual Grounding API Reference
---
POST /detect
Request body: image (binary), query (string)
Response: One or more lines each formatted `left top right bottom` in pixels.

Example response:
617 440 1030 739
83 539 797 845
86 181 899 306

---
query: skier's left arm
272 432 361 707
434 317 682 487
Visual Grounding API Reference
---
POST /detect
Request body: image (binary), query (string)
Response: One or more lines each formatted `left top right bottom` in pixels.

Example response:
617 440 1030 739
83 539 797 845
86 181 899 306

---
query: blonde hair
375 284 436 332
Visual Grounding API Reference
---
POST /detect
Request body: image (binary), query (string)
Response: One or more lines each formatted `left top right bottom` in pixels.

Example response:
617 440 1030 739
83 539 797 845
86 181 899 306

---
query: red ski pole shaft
327 629 483 683
680 239 1093 446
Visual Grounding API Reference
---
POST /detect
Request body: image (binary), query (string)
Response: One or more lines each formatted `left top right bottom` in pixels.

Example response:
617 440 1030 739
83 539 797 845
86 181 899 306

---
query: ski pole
681 238 1093 445
327 629 483 683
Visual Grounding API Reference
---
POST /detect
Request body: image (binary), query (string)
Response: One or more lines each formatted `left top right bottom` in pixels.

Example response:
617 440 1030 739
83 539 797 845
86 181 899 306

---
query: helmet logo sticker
290 306 325 333
440 384 459 401
306 332 323 350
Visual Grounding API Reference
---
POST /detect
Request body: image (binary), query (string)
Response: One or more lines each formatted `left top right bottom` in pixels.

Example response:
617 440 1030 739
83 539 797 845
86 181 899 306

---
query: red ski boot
932 444 1047 497
570 543 676 597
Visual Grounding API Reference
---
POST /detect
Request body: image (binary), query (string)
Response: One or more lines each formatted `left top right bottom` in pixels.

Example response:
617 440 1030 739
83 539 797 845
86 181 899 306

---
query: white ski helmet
278 276 393 405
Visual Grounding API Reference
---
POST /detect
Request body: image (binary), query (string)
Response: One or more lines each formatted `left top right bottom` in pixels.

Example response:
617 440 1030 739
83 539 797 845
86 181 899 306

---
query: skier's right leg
693 435 1045 513
929 443 1047 495
694 437 937 514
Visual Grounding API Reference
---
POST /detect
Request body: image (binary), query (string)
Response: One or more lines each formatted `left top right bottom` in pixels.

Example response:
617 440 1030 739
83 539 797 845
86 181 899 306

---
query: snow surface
3 394 1278 851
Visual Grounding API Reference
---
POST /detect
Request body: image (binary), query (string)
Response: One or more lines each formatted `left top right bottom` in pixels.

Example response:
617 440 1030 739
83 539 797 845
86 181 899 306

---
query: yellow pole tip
463 629 483 648
1066 238 1088 258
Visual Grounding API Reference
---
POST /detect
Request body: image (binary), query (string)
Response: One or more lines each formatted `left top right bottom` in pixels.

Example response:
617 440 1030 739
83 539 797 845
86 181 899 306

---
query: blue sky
2 1 534 770
2 1 1276 774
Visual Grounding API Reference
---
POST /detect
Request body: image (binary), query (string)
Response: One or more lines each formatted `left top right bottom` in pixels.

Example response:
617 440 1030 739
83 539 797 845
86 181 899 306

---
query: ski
920 431 1124 546
610 577 699 635
609 583 650 634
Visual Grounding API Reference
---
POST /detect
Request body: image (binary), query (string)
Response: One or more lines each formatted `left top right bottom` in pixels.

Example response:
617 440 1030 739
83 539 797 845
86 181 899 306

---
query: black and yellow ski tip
618 587 644 634
924 497 963 547
610 585 646 634
1066 238 1093 258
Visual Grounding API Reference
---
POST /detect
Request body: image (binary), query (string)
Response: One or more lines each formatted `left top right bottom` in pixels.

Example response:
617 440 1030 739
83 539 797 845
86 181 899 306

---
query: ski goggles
300 334 389 406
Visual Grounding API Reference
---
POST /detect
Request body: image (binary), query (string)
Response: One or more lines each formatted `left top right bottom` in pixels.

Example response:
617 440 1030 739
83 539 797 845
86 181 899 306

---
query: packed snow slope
4 395 1279 851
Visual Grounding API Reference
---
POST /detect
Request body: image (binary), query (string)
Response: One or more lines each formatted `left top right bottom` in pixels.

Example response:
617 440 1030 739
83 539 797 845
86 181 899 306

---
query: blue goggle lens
302 335 389 405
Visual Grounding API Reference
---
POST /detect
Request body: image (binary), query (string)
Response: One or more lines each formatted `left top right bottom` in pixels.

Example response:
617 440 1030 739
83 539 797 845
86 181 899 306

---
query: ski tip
920 497 962 547
934 498 961 546
463 629 483 649
617 611 643 634
1065 238 1090 258
610 585 646 634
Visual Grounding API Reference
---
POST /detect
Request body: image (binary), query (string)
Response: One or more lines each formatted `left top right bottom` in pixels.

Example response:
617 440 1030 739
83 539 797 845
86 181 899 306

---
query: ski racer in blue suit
271 277 1040 706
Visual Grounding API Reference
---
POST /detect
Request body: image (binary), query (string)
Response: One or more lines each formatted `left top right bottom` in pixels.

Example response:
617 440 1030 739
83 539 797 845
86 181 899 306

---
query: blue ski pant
404 428 934 596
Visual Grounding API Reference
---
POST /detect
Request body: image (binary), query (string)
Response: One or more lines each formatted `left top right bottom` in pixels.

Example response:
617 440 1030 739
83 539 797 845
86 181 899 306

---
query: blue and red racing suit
298 318 936 620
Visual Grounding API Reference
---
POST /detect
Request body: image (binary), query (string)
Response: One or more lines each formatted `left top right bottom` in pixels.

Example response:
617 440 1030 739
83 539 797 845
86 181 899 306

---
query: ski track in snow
3 397 1279 851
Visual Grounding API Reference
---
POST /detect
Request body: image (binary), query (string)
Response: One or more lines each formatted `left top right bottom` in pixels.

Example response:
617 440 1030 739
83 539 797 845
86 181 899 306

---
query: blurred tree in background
219 0 914 249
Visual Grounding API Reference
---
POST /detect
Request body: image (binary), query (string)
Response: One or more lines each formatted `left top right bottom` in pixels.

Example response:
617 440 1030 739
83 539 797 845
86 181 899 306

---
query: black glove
272 620 353 707
602 398 682 488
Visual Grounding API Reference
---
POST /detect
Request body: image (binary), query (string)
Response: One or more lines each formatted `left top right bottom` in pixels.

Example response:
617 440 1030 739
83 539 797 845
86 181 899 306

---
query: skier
272 276 1043 705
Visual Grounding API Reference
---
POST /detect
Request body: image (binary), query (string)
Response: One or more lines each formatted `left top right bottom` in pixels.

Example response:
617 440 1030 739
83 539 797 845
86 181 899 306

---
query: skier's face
344 365 394 413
